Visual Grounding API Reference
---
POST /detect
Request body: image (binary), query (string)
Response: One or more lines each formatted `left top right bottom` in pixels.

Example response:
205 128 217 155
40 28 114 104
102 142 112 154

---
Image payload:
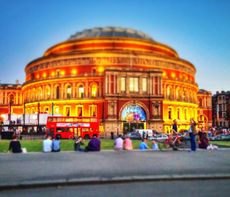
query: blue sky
0 0 229 94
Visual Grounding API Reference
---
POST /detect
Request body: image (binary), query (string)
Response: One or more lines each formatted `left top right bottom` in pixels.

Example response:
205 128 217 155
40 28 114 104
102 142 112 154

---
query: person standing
172 119 178 134
8 135 22 153
188 118 197 152
114 134 123 151
43 135 53 153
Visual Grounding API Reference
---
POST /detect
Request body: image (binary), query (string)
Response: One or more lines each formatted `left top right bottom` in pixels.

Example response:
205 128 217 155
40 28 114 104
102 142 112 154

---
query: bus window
82 128 90 132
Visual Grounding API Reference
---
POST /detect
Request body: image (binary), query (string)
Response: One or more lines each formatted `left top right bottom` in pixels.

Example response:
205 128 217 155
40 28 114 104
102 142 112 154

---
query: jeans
189 133 196 151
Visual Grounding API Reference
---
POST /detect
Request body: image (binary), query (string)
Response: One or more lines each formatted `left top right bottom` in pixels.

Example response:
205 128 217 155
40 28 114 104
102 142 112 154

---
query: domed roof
68 26 154 42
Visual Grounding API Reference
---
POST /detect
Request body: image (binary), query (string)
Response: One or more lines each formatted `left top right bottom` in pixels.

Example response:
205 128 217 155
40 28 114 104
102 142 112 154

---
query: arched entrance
121 104 147 133
198 114 208 130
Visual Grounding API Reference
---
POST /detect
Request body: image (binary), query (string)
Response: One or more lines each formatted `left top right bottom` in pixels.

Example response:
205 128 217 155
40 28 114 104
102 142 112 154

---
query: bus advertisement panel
46 116 100 139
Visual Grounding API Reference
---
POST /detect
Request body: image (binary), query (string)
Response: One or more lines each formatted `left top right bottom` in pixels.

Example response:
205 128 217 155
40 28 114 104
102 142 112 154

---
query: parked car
220 134 230 141
209 135 222 141
126 132 142 140
148 134 168 141
209 134 230 141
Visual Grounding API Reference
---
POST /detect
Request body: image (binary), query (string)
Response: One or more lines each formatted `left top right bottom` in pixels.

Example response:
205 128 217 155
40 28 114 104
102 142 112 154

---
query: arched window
166 86 171 99
175 87 179 100
78 85 84 98
66 85 72 99
38 87 42 100
46 85 51 99
8 94 14 105
91 84 97 97
199 98 202 107
184 109 187 120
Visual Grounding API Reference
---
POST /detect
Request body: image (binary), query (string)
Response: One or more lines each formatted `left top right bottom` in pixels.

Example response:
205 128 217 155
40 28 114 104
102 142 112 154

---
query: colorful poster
121 105 146 122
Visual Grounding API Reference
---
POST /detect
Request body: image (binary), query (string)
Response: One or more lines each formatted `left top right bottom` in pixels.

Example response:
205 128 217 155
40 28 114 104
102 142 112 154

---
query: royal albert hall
0 27 213 135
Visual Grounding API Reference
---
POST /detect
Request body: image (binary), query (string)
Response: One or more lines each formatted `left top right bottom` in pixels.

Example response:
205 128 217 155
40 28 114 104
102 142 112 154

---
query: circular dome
68 26 154 42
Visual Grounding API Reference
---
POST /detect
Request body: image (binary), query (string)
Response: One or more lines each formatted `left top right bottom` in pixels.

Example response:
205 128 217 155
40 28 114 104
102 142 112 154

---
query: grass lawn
0 139 165 153
210 141 230 148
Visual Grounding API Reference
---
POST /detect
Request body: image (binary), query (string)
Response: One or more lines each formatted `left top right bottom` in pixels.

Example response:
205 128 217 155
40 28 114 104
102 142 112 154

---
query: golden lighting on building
171 72 176 78
60 70 65 76
92 85 97 97
162 72 167 78
98 66 104 73
42 72 47 78
71 69 77 75
36 74 40 79
50 71 55 77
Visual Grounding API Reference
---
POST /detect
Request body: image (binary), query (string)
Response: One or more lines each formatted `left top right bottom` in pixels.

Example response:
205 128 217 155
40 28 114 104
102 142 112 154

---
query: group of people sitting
8 128 217 153
114 134 159 151
43 135 101 153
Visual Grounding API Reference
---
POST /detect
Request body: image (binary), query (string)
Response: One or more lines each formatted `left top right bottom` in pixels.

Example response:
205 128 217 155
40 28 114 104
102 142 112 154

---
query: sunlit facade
0 27 212 134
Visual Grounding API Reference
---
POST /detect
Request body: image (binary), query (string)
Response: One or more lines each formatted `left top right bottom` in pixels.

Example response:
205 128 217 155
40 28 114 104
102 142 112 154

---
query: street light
8 99 13 123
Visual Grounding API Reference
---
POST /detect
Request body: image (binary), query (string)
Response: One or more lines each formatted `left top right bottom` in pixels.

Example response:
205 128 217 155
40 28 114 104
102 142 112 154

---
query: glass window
120 77 126 92
129 77 138 92
168 108 172 119
91 84 97 97
184 109 187 120
78 85 84 98
77 106 83 116
56 86 60 99
89 105 97 117
67 85 72 99
142 78 147 92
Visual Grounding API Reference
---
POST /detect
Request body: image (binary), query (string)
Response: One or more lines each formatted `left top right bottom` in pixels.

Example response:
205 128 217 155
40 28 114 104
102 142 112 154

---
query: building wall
212 91 230 128
0 31 214 133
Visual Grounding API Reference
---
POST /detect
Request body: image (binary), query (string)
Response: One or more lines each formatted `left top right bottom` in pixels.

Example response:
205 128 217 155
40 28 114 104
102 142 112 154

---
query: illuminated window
129 77 138 92
184 109 187 120
66 85 72 99
46 86 51 99
65 106 71 116
142 78 147 92
89 105 97 117
175 88 179 99
120 77 126 92
77 106 83 116
54 107 59 114
78 85 84 98
167 86 171 98
91 84 97 97
168 108 172 120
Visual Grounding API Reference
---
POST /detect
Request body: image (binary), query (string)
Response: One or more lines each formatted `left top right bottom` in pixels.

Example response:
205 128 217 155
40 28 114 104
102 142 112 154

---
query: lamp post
37 102 40 132
23 102 26 130
8 99 13 123
51 102 54 116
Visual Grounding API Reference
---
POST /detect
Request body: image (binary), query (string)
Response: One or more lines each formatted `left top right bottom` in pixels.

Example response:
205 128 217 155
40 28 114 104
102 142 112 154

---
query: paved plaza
0 149 230 190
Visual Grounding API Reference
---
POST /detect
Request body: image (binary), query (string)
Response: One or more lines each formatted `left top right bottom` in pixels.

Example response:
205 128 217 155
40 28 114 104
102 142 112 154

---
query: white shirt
43 139 52 152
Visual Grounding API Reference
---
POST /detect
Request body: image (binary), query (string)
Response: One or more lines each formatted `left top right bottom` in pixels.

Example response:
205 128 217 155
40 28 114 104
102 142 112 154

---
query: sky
0 0 229 94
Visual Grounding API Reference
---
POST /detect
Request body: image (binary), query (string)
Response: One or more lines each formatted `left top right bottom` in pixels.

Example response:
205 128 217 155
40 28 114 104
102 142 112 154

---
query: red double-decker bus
46 116 100 139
